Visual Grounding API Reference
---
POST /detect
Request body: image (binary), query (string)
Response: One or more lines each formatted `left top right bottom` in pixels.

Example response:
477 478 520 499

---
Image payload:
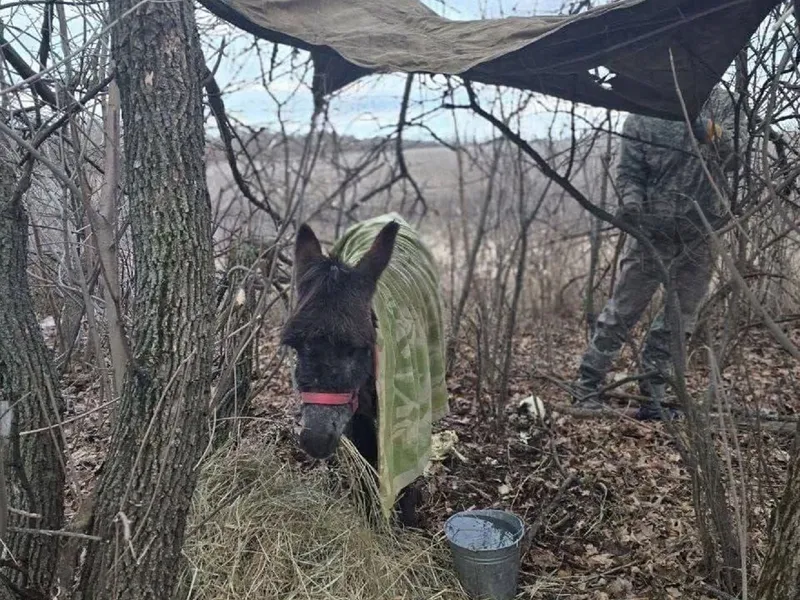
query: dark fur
282 221 420 526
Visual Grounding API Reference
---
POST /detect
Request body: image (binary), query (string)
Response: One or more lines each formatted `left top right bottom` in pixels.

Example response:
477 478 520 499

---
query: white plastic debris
518 395 547 422
424 430 467 475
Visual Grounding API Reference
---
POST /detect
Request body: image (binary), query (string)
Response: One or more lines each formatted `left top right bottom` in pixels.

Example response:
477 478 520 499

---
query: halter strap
300 390 359 413
297 345 380 414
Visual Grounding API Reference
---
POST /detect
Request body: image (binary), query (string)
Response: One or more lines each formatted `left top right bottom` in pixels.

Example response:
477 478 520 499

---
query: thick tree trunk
76 0 213 598
756 431 800 600
0 141 66 596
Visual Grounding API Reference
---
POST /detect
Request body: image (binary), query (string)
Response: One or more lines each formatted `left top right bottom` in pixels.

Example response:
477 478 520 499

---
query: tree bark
76 0 213 598
96 80 128 398
756 430 800 600
0 138 66 597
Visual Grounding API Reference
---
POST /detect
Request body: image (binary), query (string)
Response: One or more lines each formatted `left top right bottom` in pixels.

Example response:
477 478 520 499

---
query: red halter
299 345 380 414
300 390 359 412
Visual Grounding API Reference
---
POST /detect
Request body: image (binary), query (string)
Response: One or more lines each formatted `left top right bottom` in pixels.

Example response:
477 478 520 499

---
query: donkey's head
282 220 400 459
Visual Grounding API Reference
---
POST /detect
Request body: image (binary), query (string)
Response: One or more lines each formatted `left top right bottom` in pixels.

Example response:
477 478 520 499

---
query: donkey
281 220 421 525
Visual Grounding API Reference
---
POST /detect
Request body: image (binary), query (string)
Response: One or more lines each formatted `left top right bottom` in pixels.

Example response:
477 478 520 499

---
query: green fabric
200 0 781 122
333 213 448 519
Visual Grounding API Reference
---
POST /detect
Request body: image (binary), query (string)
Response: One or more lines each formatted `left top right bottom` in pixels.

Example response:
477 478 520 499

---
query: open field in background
206 134 616 318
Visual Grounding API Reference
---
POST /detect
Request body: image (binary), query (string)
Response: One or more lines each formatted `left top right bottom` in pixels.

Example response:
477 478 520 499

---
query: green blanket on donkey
333 213 448 519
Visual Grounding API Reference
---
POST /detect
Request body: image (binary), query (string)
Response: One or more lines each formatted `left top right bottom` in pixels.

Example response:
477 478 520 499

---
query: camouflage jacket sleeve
616 114 648 209
702 87 748 173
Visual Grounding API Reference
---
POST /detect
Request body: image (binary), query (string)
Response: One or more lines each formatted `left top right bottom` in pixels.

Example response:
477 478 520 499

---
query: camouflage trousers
578 235 713 391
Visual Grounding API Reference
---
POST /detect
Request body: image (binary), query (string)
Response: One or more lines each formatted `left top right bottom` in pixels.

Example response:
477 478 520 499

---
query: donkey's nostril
299 428 338 459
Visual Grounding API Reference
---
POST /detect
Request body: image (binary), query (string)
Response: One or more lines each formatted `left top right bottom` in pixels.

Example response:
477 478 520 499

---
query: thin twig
203 67 284 228
9 508 42 519
8 526 102 542
0 119 84 203
19 398 119 437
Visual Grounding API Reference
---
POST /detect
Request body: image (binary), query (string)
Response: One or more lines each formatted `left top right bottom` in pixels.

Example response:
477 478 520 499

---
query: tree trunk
0 137 66 597
95 79 128 398
756 430 800 600
76 0 213 597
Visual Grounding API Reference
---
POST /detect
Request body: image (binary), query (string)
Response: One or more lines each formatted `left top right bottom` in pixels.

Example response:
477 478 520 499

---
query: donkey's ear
294 223 323 283
356 221 400 284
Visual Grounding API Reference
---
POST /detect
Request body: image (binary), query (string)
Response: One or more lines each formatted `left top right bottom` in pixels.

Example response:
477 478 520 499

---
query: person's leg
637 239 713 420
574 239 661 406
635 307 673 420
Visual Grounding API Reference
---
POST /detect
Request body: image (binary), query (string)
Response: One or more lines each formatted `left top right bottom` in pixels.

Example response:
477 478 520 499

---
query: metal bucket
444 509 525 600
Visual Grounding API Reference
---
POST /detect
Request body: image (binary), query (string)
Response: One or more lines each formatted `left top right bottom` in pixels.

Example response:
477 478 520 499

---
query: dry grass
180 438 469 600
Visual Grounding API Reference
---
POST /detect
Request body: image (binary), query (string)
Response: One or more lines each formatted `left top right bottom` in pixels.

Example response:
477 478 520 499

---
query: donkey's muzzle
298 428 339 459
298 403 351 459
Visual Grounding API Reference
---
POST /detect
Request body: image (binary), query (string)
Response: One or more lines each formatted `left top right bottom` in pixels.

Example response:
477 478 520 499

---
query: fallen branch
8 508 41 520
527 472 579 542
546 401 639 420
535 371 657 406
544 402 798 434
697 581 740 600
537 372 800 424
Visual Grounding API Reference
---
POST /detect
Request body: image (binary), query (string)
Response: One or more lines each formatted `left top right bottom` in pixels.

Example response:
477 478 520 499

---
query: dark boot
635 382 679 421
570 376 605 410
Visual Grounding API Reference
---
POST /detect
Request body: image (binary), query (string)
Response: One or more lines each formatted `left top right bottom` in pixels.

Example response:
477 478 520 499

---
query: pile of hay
181 439 469 600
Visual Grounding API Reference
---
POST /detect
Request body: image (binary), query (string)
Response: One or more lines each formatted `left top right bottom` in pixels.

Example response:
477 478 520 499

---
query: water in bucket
445 509 525 600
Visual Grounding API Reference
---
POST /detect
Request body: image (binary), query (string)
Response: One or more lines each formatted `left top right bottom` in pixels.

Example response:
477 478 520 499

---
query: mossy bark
0 143 66 597
76 0 213 597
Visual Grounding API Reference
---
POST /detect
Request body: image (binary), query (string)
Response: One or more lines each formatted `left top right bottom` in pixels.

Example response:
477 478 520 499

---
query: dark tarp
198 0 782 120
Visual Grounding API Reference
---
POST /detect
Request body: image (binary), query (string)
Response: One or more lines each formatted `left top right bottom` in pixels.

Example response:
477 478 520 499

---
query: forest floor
57 316 800 599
